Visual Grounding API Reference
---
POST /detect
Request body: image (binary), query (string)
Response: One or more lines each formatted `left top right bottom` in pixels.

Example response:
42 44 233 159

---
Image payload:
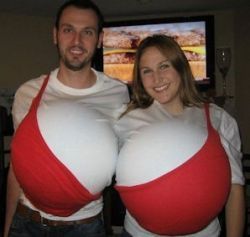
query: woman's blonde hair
127 34 206 112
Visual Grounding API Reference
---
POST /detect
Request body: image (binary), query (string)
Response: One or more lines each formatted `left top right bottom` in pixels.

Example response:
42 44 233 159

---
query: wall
235 8 250 153
0 13 57 90
0 8 249 153
214 11 235 97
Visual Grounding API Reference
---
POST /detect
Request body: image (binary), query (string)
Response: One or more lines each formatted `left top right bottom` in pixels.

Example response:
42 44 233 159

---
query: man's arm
4 164 21 237
225 183 245 237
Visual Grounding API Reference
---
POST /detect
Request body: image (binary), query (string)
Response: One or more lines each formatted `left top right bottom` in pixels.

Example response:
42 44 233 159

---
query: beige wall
0 8 249 153
0 13 57 89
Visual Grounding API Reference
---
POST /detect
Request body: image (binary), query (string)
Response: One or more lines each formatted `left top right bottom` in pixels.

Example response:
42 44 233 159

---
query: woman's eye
141 69 151 75
159 63 169 70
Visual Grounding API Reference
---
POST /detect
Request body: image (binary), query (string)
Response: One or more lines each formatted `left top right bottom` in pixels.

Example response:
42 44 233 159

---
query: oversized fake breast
115 119 231 235
38 100 117 194
116 120 207 186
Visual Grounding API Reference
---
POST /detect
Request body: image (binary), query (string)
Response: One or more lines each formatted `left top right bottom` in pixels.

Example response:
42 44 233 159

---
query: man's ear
97 31 104 49
53 27 58 45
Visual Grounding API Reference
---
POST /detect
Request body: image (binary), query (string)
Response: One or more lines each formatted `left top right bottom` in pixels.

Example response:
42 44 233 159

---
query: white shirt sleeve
210 104 244 185
12 77 44 130
12 86 32 130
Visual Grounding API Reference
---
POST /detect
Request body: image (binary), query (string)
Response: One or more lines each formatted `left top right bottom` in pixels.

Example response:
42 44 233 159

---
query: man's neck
57 66 96 89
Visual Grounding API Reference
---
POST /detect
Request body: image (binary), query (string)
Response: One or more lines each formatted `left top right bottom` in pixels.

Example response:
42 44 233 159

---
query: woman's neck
162 101 184 116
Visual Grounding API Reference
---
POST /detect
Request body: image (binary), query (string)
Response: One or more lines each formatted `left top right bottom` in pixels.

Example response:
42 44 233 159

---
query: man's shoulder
15 74 47 99
96 70 127 87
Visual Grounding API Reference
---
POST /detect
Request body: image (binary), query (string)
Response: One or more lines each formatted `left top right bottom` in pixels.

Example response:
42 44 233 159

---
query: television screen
101 16 215 91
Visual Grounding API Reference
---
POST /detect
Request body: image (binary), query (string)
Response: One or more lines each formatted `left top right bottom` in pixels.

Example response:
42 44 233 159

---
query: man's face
53 6 103 71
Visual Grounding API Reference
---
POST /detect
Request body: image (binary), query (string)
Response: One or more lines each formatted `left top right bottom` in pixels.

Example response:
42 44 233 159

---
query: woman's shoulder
205 103 239 139
208 103 236 122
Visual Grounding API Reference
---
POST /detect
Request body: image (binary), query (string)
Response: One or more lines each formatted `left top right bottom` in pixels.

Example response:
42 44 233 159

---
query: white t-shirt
115 101 244 237
12 68 129 221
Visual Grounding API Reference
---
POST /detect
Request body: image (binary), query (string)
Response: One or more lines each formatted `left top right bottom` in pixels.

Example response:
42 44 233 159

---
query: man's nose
72 32 82 44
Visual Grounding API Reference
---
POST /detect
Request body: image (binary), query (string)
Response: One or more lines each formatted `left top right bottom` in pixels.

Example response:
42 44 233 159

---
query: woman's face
139 46 183 114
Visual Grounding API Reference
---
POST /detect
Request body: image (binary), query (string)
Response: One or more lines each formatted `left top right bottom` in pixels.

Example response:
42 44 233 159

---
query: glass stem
222 76 227 97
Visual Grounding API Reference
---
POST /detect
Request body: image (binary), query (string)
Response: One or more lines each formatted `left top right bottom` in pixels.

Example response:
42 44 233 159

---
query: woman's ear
53 27 58 45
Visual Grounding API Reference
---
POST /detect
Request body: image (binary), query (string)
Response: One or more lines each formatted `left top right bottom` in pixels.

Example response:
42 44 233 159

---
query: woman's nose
154 70 164 83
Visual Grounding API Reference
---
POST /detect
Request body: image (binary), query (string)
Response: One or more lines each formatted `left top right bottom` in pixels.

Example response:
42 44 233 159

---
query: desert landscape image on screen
103 21 207 83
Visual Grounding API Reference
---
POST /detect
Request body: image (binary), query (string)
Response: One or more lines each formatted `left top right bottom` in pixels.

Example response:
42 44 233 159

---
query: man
4 0 129 236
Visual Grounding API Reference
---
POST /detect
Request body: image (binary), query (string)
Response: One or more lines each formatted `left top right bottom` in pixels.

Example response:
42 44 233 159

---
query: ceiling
0 0 250 20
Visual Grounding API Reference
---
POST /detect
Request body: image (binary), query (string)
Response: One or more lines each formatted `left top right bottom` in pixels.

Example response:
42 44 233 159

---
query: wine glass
216 47 231 97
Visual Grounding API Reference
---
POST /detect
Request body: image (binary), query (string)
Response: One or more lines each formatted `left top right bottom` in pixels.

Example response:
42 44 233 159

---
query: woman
115 35 245 237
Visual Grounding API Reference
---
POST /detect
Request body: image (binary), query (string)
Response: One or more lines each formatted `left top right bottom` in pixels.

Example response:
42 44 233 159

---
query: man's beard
57 45 96 71
63 57 90 71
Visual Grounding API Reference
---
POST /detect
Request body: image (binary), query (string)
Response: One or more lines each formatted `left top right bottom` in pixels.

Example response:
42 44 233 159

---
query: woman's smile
154 83 169 92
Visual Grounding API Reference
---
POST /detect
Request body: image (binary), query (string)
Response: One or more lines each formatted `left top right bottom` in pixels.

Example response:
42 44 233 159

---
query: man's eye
82 30 95 36
62 28 73 33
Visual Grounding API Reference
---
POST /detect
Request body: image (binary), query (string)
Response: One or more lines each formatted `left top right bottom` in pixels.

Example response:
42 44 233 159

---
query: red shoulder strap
29 74 50 111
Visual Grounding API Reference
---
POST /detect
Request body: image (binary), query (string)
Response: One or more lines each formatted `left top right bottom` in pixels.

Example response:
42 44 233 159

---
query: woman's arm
3 164 21 237
225 183 245 237
209 105 245 236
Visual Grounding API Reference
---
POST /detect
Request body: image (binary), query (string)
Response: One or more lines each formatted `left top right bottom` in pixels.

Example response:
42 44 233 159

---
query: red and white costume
11 68 129 220
115 101 244 237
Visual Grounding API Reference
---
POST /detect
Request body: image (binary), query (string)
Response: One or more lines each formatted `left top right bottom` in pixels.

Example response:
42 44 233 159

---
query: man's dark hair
55 0 104 34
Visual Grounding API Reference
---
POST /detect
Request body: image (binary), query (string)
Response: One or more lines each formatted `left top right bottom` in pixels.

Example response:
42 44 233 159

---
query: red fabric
11 75 100 217
116 104 231 235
